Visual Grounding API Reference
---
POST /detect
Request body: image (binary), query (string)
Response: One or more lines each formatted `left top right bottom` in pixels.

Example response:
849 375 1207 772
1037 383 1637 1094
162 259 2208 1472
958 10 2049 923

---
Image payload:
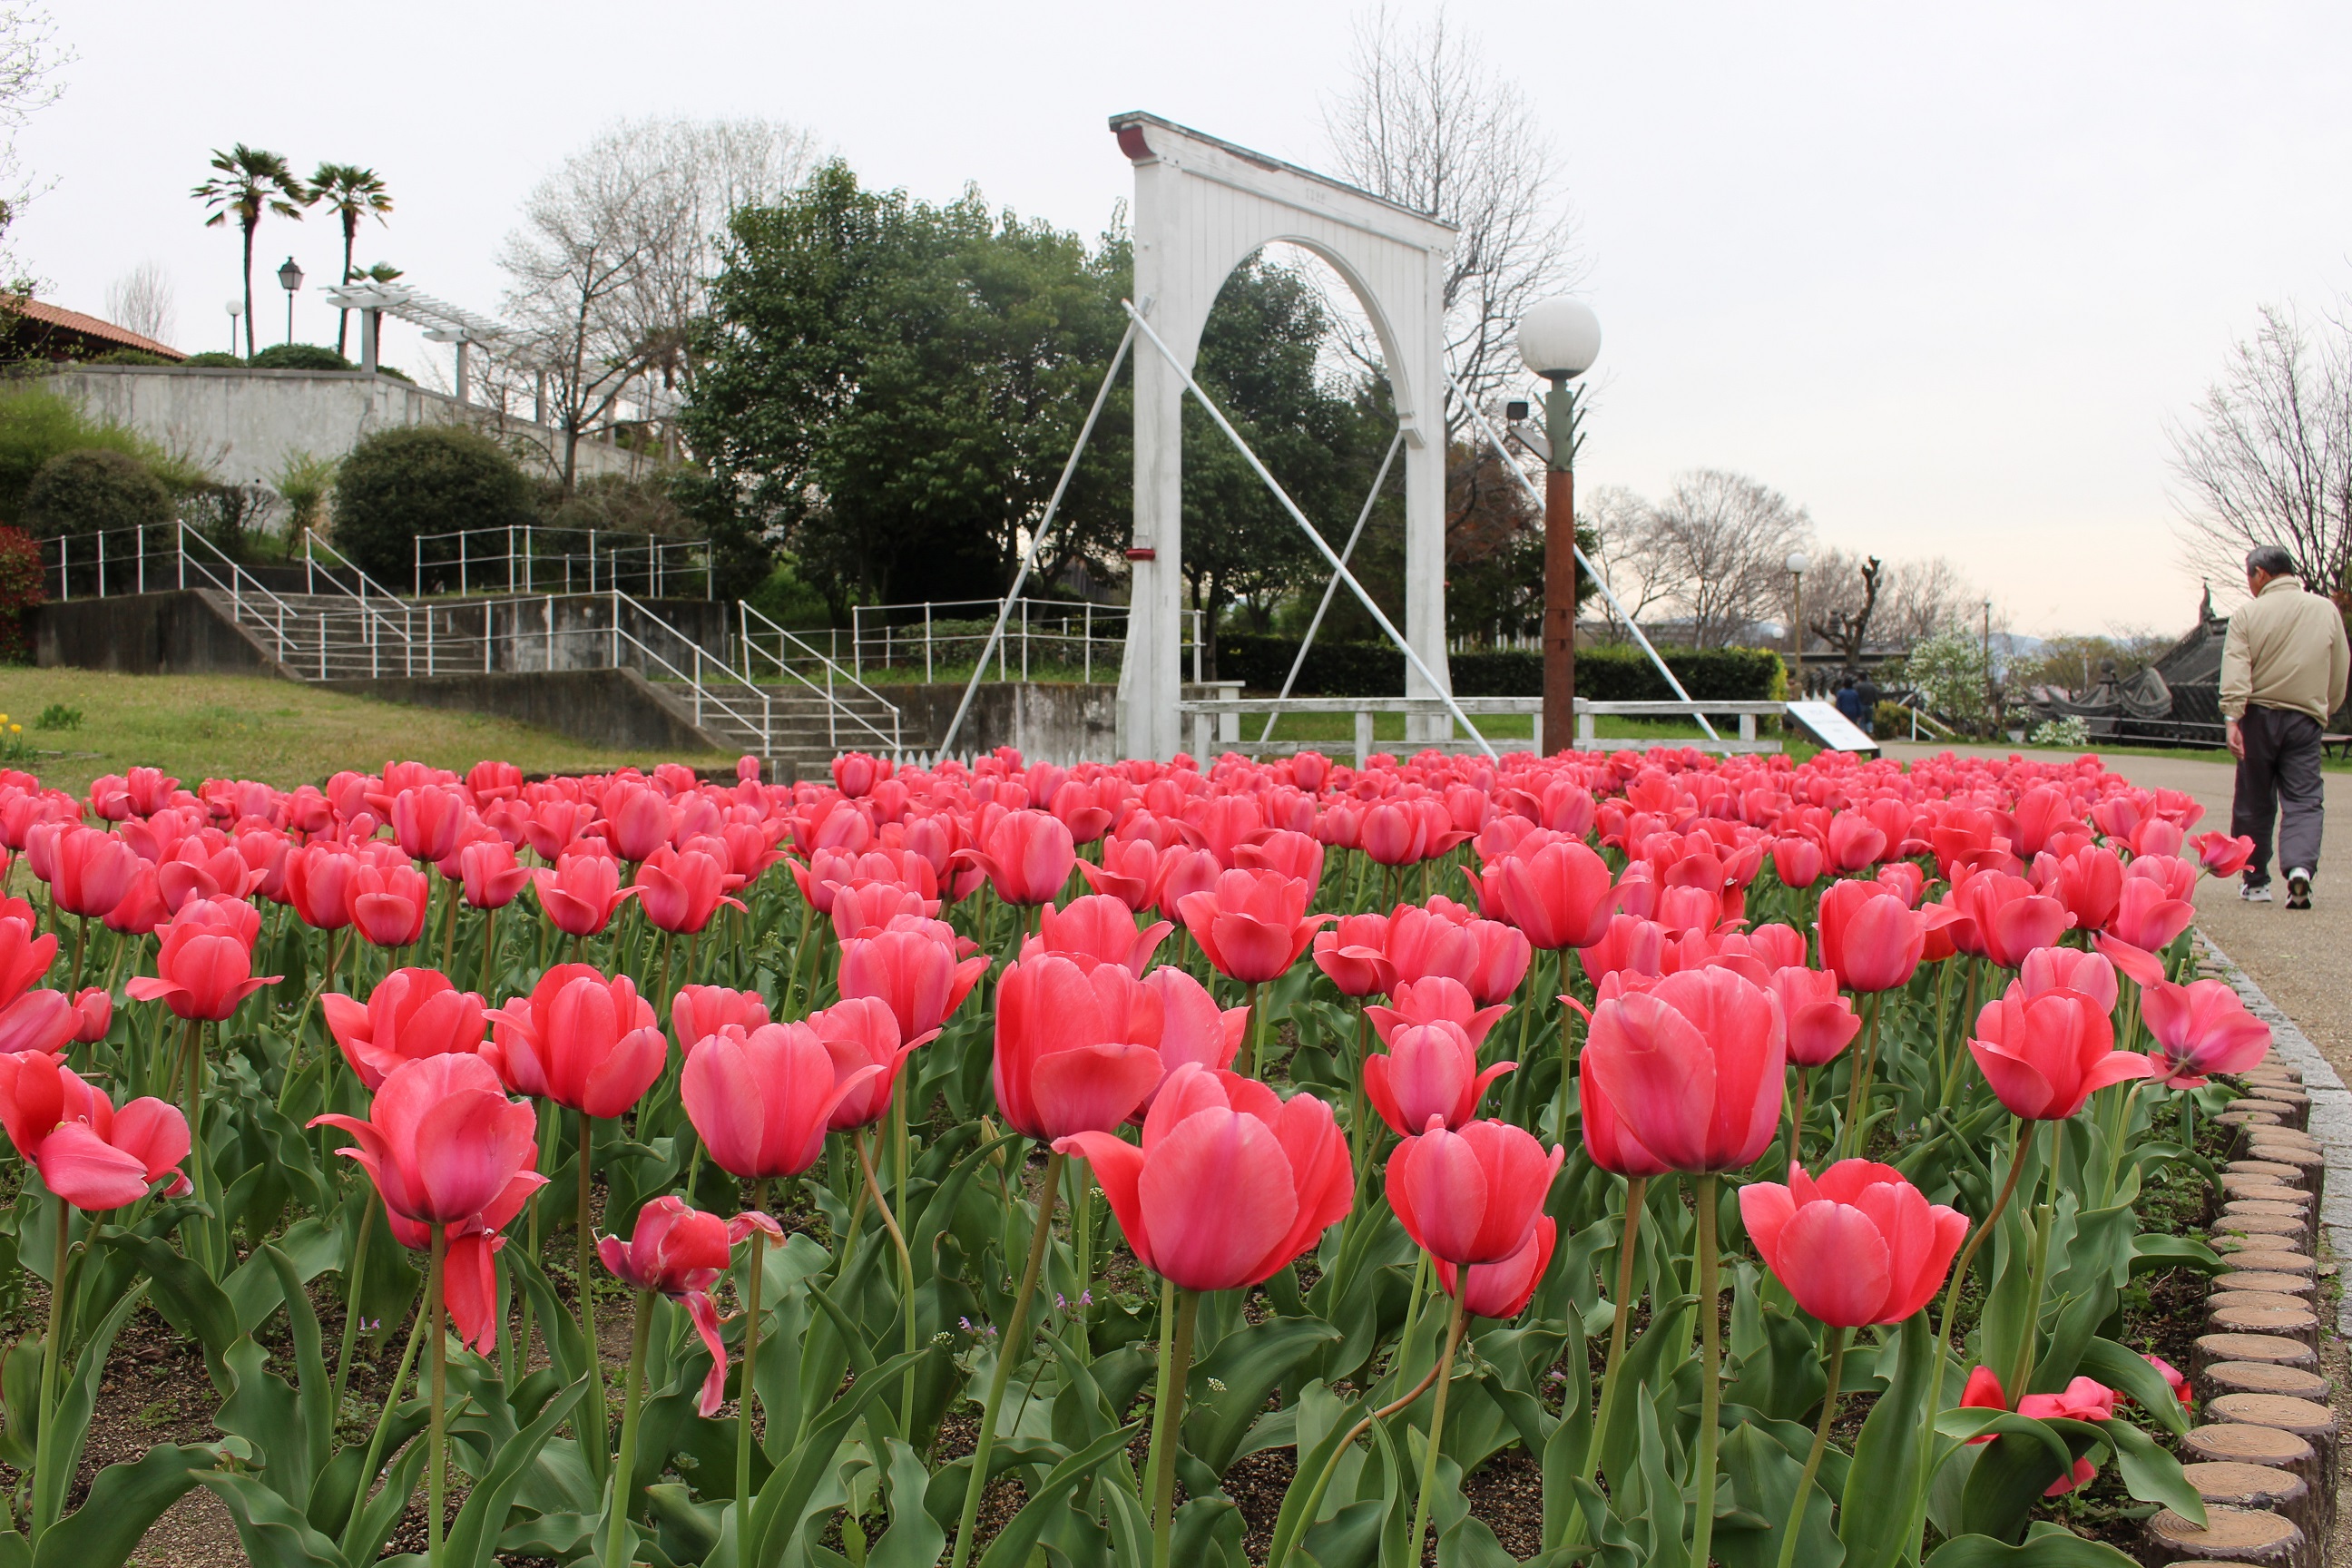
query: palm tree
191 144 309 359
309 162 392 356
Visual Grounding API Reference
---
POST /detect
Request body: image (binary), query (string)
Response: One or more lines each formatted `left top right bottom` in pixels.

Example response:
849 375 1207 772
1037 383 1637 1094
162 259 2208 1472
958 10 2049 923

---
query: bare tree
1801 548 1975 656
104 260 175 345
1321 4 1583 429
1632 469 1812 647
1583 484 1678 636
0 4 69 282
495 116 818 490
2170 301 2352 598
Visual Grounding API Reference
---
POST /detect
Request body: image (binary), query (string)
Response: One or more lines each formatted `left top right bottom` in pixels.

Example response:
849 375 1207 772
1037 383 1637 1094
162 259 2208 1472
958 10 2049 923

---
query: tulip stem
855 1130 919 1438
426 1225 447 1568
1346 1008 1372 1174
1071 1162 1093 1364
1690 1172 1723 1568
517 1098 555 1377
69 913 86 994
478 905 499 994
344 1283 427 1562
1396 1250 1431 1378
1245 981 1265 1079
31 1192 69 1543
736 1177 768 1528
948 1149 1063 1568
1269 1354 1447 1568
1776 1325 1847 1568
1788 1068 1809 1169
1147 1281 1200 1568
1839 992 1886 1161
577 1108 607 1485
1404 1291 1470 1567
1551 999 1576 1147
602 1289 654 1568
333 1199 376 1418
2005 1118 2061 1401
1581 1173 1647 1485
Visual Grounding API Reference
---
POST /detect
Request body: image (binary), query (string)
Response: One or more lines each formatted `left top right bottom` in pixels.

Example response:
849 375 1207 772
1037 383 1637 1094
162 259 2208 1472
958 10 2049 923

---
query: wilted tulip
2141 978 2270 1087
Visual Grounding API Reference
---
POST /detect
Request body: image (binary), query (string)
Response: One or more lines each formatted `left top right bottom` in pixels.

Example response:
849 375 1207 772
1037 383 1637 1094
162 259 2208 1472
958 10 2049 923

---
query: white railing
736 601 903 757
842 596 1202 684
410 524 710 600
1174 696 1790 765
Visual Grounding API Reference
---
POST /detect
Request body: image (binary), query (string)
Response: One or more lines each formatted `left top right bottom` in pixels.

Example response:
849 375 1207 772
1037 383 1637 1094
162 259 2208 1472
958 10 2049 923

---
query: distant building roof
0 295 186 361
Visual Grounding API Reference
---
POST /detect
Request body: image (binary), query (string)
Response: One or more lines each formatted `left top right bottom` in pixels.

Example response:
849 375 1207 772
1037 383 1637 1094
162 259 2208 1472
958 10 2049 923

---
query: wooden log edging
2141 936 2351 1566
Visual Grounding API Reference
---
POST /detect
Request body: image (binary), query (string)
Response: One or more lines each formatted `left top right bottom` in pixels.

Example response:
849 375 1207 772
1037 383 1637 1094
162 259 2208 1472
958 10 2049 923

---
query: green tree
191 144 308 359
21 449 172 540
332 426 534 586
682 161 1131 617
309 162 392 357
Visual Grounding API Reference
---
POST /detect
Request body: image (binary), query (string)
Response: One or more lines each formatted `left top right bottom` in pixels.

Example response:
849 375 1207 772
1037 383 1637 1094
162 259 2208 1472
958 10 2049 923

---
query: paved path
1887 744 2352 1076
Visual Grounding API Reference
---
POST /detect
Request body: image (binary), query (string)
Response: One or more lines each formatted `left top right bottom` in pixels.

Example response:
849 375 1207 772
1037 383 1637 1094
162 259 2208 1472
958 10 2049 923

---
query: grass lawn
1 671 694 796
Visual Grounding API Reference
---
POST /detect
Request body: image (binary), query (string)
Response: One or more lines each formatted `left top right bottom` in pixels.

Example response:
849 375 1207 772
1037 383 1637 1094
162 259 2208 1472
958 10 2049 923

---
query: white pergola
320 281 532 406
1111 113 1459 759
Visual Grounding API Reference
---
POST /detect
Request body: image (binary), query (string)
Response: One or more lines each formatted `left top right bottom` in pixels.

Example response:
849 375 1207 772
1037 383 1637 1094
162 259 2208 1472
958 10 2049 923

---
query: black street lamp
277 256 304 347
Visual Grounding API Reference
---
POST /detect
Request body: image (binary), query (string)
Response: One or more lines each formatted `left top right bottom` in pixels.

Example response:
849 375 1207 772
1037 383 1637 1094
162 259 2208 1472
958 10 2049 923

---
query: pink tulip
599 1198 779 1416
671 985 770 1051
311 1054 543 1351
2189 831 2255 878
635 847 744 936
1365 975 1511 1051
1816 880 1924 993
0 1050 190 1210
993 955 1164 1140
1581 966 1785 1173
1364 1019 1514 1136
1769 965 1863 1066
1770 835 1824 890
485 965 667 1118
126 907 279 1021
1738 1160 1968 1327
683 1022 877 1178
0 987 74 1057
1947 871 2073 969
458 839 532 909
956 809 1076 906
285 845 358 932
1386 1119 1563 1267
2141 978 2270 1087
2029 845 2123 933
392 786 473 865
1577 1049 1671 1178
1024 894 1172 976
1054 1063 1352 1291
531 850 634 937
805 996 926 1130
1459 918 1533 1006
46 826 141 919
1177 867 1329 985
1436 1216 1557 1320
67 987 111 1045
1135 966 1248 1097
1826 811 1887 871
1232 828 1325 888
323 967 488 1091
349 861 430 947
1312 913 1396 997
2016 947 2118 1013
1076 833 1163 907
602 781 678 863
2106 876 2193 955
1576 914 1666 988
1496 839 1616 951
838 926 991 1042
0 916 55 1009
1968 983 2150 1120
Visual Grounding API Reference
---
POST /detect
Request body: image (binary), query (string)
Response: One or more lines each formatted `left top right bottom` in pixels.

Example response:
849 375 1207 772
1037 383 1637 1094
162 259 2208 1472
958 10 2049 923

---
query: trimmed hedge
1217 632 1786 701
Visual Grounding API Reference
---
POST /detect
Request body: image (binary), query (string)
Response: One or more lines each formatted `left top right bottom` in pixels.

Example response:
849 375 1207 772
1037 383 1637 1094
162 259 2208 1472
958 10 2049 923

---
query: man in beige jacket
2222 545 2351 908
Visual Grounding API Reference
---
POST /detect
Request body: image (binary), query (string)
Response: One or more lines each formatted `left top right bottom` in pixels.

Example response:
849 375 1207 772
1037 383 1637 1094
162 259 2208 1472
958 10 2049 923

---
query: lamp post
224 299 243 357
277 257 304 347
1981 598 1994 738
1784 551 1809 697
1516 299 1602 756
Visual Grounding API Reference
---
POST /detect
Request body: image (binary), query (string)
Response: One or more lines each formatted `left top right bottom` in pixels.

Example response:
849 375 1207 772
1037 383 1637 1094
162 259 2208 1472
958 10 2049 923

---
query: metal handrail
299 534 423 671
176 523 300 664
736 601 903 755
606 589 776 755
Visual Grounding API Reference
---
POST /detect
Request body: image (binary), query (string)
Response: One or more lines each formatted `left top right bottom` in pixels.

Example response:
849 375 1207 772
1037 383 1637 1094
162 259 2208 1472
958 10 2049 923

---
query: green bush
0 384 169 524
248 343 357 372
87 348 173 366
0 525 40 663
20 448 173 540
333 425 534 586
180 351 245 368
1215 632 1787 702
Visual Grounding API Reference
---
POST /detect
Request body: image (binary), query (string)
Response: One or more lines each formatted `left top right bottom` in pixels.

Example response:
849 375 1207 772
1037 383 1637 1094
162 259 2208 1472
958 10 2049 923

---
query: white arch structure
1112 113 1459 760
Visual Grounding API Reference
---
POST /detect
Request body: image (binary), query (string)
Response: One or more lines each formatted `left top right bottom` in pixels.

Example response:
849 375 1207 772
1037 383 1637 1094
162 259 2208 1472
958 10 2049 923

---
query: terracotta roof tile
0 295 185 359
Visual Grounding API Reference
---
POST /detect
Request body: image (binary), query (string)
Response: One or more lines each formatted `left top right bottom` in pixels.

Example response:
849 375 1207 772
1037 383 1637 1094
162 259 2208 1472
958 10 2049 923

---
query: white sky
15 1 2352 638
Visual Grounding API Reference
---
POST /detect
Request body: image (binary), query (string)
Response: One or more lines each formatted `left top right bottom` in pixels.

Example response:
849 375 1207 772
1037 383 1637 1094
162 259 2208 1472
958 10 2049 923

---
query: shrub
181 482 275 560
0 384 166 523
1214 632 1787 702
333 425 534 586
0 525 41 663
86 348 173 366
180 351 245 368
20 449 173 541
2029 715 2091 750
272 450 337 539
248 343 356 372
33 702 80 730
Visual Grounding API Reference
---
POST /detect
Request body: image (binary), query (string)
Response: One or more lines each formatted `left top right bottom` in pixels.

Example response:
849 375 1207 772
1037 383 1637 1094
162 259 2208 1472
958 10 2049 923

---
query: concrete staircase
197 588 495 681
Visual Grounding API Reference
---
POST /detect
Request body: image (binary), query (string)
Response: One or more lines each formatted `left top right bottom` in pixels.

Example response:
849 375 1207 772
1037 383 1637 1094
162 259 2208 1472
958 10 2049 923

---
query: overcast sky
15 1 2352 637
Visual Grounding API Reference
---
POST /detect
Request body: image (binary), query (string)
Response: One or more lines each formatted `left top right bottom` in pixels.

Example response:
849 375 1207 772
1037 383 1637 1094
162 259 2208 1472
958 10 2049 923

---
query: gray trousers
2232 705 2326 883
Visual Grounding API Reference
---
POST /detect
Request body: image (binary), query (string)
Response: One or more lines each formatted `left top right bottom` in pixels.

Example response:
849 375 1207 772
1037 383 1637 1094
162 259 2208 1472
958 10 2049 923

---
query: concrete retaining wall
30 591 276 676
321 669 721 754
37 364 639 487
888 682 1122 763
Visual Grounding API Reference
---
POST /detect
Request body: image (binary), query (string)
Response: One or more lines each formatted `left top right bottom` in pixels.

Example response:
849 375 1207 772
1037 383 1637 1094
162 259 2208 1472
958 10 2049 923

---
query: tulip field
0 741 2287 1567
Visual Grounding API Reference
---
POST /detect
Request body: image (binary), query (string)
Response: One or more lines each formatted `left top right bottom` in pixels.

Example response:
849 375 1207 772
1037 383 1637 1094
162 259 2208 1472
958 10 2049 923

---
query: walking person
2223 545 2350 909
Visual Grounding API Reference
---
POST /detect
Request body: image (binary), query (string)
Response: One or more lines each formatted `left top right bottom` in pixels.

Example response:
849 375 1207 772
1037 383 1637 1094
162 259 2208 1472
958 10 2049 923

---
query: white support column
1401 422 1451 743
1120 199 1188 760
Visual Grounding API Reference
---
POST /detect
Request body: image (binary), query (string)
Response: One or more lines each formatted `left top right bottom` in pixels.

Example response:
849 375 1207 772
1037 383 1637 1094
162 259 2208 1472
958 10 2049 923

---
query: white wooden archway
1112 113 1458 760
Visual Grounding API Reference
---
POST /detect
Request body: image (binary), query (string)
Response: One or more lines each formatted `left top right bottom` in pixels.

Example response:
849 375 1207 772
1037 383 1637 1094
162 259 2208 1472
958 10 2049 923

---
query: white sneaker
2242 880 2274 903
2288 869 2313 910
